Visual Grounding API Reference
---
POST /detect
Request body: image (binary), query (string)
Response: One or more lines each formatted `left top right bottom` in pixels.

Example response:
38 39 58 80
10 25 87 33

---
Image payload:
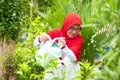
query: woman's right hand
58 37 66 48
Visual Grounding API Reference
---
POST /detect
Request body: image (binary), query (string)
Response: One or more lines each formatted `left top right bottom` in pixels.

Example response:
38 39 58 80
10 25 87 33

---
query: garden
0 0 120 80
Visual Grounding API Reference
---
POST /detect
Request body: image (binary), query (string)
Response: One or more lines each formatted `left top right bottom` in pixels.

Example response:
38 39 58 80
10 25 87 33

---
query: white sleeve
61 46 76 61
34 36 40 48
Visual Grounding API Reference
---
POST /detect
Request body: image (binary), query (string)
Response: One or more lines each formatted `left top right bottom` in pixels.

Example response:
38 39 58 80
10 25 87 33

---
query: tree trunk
0 41 16 80
0 42 5 79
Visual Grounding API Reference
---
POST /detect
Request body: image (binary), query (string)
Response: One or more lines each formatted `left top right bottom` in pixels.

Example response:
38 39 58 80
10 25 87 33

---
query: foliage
14 35 44 80
74 62 95 80
13 16 52 79
0 0 29 42
80 0 120 63
81 0 120 79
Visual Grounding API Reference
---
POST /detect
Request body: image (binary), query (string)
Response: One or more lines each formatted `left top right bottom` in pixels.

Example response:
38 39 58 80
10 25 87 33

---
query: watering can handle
45 34 52 41
46 34 60 42
46 34 63 48
46 35 60 47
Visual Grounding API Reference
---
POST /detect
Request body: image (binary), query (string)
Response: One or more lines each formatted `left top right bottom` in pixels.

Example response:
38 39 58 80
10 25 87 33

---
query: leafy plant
0 0 29 42
13 16 52 79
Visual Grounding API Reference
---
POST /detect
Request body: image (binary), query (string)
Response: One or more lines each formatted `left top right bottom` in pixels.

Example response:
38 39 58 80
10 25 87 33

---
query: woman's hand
39 33 49 41
58 37 66 48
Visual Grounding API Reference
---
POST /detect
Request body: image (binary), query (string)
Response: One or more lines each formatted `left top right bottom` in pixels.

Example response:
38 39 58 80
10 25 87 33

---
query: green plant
14 41 44 80
0 0 29 42
13 16 52 79
73 62 97 80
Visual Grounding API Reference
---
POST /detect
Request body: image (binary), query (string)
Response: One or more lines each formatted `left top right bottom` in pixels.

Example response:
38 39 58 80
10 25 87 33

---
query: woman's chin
68 35 74 38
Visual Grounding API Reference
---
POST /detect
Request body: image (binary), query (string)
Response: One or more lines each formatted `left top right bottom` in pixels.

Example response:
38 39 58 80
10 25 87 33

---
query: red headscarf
60 12 82 38
48 12 83 61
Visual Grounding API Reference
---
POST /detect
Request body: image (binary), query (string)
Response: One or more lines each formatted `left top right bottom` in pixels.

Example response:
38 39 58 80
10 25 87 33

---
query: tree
0 0 29 79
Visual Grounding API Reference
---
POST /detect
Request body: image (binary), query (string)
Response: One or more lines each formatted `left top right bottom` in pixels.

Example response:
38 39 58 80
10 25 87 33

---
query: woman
34 12 83 79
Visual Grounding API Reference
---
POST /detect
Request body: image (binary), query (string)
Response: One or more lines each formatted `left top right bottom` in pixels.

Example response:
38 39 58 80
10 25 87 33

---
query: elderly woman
34 12 83 80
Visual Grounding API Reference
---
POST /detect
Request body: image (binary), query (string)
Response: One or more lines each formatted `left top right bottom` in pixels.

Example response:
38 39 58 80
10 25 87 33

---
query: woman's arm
61 46 76 61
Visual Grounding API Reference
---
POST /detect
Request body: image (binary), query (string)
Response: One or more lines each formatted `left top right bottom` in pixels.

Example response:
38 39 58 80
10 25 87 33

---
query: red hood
60 12 82 38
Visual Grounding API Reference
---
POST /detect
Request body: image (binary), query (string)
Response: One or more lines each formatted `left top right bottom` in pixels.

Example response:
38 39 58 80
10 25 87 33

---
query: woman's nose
72 30 77 33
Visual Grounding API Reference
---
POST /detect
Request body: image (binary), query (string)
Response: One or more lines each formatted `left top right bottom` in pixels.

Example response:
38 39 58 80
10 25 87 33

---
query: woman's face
67 24 81 38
